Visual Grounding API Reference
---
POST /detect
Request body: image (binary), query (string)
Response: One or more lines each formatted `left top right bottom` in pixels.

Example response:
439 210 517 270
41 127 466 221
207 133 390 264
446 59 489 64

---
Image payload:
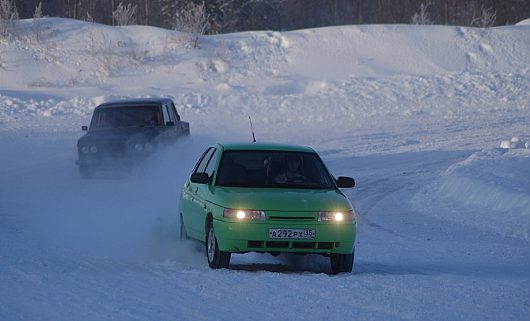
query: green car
179 142 357 274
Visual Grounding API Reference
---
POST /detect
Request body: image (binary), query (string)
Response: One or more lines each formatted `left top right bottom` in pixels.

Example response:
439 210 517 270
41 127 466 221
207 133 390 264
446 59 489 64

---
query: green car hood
208 187 352 212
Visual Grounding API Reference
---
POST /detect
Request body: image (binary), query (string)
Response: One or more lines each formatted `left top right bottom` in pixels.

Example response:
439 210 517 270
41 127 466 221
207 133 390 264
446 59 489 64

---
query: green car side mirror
191 172 210 184
336 176 355 188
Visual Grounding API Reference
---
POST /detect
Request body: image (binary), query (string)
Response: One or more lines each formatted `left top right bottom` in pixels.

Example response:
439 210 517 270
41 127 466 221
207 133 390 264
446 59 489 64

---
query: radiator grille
267 216 315 221
247 240 337 250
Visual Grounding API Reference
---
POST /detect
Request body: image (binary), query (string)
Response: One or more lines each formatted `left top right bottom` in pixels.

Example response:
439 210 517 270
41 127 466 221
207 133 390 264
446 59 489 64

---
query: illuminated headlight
89 146 98 153
318 210 355 222
223 209 265 220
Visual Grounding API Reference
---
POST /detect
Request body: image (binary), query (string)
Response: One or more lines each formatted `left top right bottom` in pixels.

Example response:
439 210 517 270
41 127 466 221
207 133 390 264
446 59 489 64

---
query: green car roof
219 142 316 153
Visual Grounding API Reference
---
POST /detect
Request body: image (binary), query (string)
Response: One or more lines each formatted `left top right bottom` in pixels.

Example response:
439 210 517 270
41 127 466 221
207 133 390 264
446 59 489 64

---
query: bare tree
471 5 496 27
111 0 115 25
143 0 148 25
172 1 210 48
32 1 43 42
84 11 94 23
112 2 137 26
411 3 433 25
0 44 6 70
7 0 529 30
0 0 19 38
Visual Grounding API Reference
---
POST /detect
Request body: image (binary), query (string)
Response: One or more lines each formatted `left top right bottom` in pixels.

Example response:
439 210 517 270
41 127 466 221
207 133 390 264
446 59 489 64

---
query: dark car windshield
216 150 335 189
90 105 162 129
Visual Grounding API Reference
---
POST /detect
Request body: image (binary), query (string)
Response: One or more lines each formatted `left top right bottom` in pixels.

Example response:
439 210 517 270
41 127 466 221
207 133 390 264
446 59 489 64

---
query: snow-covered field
1 18 529 320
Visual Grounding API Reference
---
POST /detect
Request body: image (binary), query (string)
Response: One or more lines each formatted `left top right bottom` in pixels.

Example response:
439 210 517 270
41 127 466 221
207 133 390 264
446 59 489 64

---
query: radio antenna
249 116 256 142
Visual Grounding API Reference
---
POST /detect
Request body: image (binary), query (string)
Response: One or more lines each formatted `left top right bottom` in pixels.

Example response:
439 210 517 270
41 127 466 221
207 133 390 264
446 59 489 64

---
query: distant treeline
14 0 530 32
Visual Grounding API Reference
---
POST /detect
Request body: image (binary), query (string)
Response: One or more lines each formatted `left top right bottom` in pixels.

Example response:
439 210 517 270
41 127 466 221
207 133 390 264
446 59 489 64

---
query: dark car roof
95 98 174 109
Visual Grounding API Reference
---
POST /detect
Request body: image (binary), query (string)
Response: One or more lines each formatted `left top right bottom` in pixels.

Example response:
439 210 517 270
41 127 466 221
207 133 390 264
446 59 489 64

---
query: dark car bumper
76 155 135 169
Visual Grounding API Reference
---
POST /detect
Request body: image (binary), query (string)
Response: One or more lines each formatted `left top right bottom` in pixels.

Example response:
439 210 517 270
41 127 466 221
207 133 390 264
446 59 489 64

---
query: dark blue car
76 98 189 178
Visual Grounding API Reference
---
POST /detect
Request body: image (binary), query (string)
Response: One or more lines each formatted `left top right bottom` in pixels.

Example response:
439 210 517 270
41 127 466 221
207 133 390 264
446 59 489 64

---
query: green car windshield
216 150 336 189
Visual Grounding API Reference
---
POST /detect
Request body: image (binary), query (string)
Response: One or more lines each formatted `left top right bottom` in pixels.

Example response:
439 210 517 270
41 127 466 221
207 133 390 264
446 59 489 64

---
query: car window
169 103 180 122
194 148 215 173
90 105 162 129
204 149 218 177
162 105 170 124
162 104 174 123
216 150 335 189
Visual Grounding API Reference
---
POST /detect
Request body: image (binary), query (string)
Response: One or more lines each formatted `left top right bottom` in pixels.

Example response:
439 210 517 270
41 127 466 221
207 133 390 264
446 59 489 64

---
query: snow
412 148 530 240
1 18 530 320
516 18 530 26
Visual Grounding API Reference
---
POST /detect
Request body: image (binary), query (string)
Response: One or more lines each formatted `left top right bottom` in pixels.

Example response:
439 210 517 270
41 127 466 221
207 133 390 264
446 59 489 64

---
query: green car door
181 147 219 240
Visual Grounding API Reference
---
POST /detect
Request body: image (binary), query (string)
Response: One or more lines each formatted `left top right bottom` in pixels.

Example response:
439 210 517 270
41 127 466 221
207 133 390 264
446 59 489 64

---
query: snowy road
1 134 529 321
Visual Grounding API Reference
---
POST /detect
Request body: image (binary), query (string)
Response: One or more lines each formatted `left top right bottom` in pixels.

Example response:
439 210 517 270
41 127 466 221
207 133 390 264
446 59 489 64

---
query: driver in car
275 155 305 183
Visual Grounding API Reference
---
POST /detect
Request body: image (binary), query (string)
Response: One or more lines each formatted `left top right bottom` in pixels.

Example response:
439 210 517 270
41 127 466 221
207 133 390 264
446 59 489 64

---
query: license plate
268 228 315 239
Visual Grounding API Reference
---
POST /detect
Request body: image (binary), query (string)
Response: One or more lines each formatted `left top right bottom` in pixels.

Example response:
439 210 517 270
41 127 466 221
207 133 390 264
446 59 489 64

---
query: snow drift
412 145 530 240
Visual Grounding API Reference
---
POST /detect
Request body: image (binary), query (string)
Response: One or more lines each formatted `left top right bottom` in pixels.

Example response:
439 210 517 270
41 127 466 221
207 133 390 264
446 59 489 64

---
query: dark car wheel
179 213 188 241
206 220 231 269
78 165 94 179
330 248 355 275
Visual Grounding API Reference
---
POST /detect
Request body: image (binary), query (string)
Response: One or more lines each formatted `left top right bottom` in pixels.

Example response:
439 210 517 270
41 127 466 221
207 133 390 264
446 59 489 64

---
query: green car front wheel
206 220 231 269
179 214 188 241
330 248 355 274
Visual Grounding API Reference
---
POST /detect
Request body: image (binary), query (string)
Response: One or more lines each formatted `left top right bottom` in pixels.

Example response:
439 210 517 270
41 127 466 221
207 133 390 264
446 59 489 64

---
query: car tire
330 247 355 275
205 220 231 269
179 213 188 241
78 165 94 179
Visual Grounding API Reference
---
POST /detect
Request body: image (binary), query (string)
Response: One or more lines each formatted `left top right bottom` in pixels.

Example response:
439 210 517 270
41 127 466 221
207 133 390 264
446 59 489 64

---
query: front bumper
213 219 356 255
76 156 131 168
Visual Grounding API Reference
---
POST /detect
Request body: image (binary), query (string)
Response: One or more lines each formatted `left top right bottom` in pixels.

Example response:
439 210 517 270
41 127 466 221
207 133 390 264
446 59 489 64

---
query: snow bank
412 148 530 240
1 18 529 147
515 18 530 25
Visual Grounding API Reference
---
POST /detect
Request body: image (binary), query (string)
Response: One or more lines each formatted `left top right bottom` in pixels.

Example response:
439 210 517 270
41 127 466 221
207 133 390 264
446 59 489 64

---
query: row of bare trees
8 0 530 33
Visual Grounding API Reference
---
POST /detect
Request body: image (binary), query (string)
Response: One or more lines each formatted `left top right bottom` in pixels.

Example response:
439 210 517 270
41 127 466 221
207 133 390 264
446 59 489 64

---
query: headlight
317 210 355 222
81 146 98 154
134 143 144 152
223 209 265 220
144 143 153 152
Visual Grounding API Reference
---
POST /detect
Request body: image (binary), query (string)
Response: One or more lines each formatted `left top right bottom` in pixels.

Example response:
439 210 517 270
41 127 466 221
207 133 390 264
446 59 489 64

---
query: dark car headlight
134 143 144 152
80 145 98 154
132 142 153 153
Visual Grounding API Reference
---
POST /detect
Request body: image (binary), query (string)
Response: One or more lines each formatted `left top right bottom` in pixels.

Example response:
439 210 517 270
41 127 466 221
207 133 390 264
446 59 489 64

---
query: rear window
90 105 162 129
216 150 335 189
